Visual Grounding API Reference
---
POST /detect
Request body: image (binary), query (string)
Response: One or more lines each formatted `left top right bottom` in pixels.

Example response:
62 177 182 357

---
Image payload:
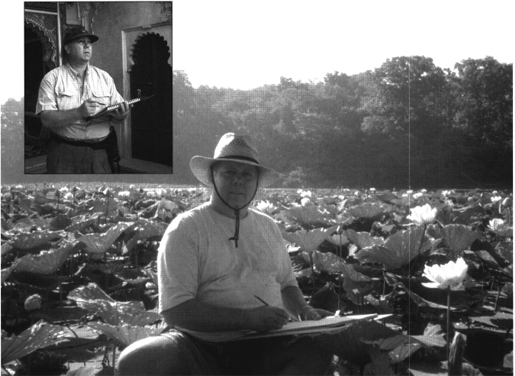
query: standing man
117 133 334 375
36 27 131 173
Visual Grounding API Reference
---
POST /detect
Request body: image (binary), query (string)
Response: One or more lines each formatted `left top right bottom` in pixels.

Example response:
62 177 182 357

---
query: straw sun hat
189 133 282 188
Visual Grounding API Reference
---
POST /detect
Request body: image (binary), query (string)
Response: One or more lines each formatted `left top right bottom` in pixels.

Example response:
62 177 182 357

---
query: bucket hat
63 27 99 45
189 133 282 188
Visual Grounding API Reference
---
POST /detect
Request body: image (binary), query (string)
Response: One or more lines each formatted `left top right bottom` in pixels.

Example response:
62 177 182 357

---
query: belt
50 132 109 149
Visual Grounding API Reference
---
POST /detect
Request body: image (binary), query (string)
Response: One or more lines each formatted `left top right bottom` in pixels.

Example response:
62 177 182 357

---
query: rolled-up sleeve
35 71 58 114
157 218 200 314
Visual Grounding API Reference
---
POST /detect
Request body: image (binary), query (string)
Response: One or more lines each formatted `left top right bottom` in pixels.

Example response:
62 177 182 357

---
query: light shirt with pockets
36 63 124 140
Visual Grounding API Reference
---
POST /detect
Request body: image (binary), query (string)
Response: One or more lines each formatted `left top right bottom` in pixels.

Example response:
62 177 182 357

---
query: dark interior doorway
130 33 172 167
24 25 51 159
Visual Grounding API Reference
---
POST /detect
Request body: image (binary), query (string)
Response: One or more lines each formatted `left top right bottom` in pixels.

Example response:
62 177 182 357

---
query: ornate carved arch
128 31 171 72
25 13 59 70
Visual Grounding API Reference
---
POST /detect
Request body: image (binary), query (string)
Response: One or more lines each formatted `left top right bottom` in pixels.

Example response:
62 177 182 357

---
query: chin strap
211 169 258 248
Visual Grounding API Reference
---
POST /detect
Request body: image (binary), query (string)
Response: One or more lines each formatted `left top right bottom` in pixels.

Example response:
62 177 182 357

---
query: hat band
217 155 259 165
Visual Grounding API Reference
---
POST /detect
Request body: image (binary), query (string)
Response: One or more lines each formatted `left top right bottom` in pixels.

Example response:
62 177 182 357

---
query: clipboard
180 314 383 343
85 95 154 122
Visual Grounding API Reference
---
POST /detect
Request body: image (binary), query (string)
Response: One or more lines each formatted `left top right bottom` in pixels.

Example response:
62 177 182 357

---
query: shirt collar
65 63 89 79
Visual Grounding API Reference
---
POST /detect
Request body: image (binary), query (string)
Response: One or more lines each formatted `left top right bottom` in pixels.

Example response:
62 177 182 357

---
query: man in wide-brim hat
118 133 334 375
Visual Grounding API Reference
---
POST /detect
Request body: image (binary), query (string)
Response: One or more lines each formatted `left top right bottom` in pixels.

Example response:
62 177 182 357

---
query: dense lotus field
1 184 513 376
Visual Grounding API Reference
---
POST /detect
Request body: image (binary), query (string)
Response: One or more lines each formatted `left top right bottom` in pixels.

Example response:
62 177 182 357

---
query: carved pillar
24 11 59 70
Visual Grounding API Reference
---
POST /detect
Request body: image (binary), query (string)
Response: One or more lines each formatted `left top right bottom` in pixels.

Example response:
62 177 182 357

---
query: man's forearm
40 108 82 129
162 299 247 332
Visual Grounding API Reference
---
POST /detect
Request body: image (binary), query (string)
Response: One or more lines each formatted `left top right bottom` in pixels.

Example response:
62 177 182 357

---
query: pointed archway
129 33 172 167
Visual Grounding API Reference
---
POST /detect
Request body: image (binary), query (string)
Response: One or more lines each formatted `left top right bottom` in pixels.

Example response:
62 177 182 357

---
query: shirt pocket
55 90 74 110
91 90 112 110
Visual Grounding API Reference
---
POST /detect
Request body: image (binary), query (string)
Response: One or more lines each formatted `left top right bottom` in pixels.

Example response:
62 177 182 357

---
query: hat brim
190 156 282 188
64 34 99 45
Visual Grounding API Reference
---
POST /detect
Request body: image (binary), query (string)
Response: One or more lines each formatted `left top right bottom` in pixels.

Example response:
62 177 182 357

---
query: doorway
130 33 172 167
24 25 52 161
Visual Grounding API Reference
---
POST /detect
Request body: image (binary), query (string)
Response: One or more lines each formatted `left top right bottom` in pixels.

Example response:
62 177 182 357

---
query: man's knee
117 335 191 376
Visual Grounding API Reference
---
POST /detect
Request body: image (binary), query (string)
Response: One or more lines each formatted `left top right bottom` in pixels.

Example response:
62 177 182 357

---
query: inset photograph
24 2 172 174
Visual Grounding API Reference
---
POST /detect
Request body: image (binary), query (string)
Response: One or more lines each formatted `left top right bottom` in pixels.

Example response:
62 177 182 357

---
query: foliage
1 184 513 375
171 56 512 189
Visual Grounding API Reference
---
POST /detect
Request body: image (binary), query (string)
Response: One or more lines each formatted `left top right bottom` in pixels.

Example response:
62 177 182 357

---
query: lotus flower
407 204 437 226
488 218 513 237
422 258 468 291
24 294 43 311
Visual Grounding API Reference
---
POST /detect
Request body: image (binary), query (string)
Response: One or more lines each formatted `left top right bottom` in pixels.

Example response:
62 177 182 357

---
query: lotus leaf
77 222 131 253
88 197 118 216
1 321 67 365
1 269 10 284
154 198 178 220
282 204 334 229
389 343 423 364
364 294 393 314
1 243 13 256
344 229 384 249
87 322 163 348
327 233 349 246
309 282 345 312
356 227 431 271
315 321 373 367
338 263 375 304
338 263 372 283
18 198 34 213
9 231 61 250
74 299 161 326
347 202 386 219
282 228 332 252
49 213 72 231
65 213 100 232
123 219 166 254
13 243 74 275
316 319 410 367
305 250 346 274
68 282 116 302
442 224 480 254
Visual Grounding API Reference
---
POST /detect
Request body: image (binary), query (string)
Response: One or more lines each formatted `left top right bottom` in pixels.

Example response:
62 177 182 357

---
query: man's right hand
77 98 103 119
243 306 290 332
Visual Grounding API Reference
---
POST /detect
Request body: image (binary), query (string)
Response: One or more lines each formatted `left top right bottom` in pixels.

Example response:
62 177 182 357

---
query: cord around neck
210 169 258 248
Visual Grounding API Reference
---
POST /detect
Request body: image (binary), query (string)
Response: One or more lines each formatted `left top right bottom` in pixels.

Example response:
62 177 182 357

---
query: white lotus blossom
118 191 131 199
491 196 502 203
24 294 43 311
300 197 312 207
488 218 513 237
298 190 313 198
422 258 469 290
407 204 437 226
413 192 423 199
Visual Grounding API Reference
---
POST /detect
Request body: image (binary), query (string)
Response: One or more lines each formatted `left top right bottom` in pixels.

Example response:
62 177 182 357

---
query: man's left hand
110 101 132 121
300 307 334 321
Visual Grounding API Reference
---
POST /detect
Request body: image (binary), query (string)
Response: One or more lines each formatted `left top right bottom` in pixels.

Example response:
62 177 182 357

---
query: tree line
173 56 512 189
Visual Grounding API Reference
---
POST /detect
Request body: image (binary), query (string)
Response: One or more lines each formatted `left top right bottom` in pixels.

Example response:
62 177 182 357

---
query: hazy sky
174 0 513 89
1 0 513 103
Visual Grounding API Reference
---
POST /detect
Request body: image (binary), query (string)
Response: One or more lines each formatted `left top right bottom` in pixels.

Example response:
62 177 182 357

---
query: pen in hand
254 295 269 306
254 295 299 322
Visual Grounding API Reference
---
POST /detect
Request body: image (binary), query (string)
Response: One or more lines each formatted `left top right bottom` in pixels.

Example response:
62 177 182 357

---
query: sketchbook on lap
181 314 380 342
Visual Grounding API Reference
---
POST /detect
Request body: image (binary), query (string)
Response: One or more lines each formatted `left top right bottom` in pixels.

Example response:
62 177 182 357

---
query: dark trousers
190 335 332 375
47 138 112 174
